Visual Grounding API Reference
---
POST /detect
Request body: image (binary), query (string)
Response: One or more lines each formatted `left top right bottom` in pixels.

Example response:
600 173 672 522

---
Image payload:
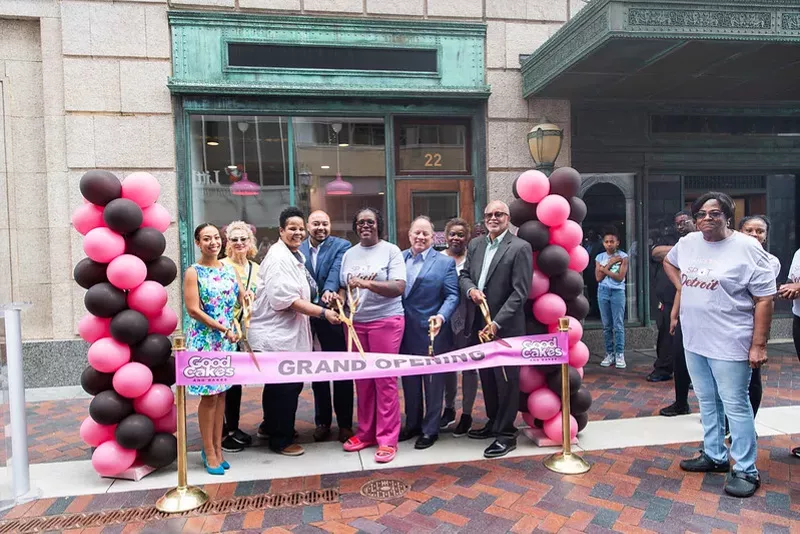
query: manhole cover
360 479 409 500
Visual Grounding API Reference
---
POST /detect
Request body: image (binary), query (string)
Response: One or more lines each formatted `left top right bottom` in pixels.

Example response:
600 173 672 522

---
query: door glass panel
294 117 386 243
411 191 460 249
396 120 469 174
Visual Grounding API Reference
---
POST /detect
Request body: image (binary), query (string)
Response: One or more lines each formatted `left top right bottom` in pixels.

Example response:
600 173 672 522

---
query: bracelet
318 307 327 319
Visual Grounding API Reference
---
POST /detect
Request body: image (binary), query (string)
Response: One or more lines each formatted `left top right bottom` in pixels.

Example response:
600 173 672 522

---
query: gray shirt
667 231 776 361
340 240 406 323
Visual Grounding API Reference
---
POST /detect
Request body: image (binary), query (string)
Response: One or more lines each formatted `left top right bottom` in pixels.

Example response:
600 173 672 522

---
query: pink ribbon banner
176 333 569 387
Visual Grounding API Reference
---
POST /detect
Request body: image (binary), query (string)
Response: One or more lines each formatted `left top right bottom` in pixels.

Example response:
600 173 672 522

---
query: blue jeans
685 350 757 476
597 285 625 354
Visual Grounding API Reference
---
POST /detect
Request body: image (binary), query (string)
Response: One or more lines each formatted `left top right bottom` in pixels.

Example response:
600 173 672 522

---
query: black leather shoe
647 372 673 382
792 446 800 458
414 434 438 450
440 408 456 429
313 424 331 442
399 427 421 442
659 402 690 417
452 415 473 438
467 423 494 440
680 451 730 473
724 471 760 498
484 439 516 459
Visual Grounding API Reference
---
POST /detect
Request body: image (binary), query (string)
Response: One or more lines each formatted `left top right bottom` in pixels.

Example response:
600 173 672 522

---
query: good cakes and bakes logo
521 337 564 360
183 354 235 379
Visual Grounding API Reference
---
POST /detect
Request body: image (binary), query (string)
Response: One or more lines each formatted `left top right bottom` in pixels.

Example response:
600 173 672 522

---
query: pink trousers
348 315 404 448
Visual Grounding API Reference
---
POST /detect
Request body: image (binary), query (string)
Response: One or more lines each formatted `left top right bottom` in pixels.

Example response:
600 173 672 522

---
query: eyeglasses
229 237 249 243
356 219 376 227
693 210 725 221
483 211 509 221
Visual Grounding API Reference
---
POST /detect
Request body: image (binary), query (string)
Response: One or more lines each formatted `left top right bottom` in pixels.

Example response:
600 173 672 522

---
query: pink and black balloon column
512 167 593 443
72 170 179 477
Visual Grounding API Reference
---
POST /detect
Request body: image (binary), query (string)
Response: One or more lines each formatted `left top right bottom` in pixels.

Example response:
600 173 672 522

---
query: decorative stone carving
627 8 772 30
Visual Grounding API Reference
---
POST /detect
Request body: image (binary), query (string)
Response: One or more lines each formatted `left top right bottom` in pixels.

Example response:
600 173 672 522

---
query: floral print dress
186 263 239 396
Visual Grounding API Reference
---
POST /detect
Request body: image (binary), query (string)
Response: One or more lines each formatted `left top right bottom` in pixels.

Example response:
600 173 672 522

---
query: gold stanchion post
156 334 209 513
543 318 591 475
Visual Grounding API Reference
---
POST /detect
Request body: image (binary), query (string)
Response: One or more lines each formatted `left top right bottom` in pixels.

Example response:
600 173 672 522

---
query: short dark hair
352 207 384 236
674 210 692 219
279 206 305 229
739 214 771 232
601 225 620 240
194 222 217 242
445 217 469 237
691 192 735 220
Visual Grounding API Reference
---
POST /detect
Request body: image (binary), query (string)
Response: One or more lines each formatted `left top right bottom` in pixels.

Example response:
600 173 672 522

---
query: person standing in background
299 210 354 444
596 226 629 369
777 245 800 459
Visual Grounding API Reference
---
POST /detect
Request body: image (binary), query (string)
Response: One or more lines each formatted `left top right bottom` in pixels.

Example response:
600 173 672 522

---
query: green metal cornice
522 0 800 98
167 82 491 100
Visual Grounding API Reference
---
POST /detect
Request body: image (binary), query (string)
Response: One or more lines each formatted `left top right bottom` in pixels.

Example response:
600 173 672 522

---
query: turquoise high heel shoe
201 450 224 475
221 459 230 470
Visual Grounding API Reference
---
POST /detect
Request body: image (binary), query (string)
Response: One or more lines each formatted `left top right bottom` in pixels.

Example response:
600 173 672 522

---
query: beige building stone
487 70 528 120
239 0 302 10
367 0 424 16
505 21 560 70
304 0 363 14
169 0 235 8
64 58 120 112
427 0 482 19
120 60 172 113
487 0 567 22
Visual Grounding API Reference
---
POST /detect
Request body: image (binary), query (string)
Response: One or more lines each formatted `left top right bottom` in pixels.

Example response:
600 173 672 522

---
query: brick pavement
0 433 797 533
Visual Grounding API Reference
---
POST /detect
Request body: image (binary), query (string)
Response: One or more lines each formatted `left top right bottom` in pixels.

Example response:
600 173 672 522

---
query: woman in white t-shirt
777 248 800 459
664 192 776 499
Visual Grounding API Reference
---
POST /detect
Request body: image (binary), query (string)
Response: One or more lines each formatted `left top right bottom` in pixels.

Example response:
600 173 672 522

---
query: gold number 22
424 153 442 167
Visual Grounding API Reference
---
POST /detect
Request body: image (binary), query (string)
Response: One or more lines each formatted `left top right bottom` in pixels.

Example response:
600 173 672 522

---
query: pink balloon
88 337 131 373
122 172 160 208
134 384 174 419
576 366 584 378
568 246 590 272
528 388 561 421
516 170 550 204
128 281 168 317
522 412 536 428
532 293 567 325
153 405 177 434
548 315 583 346
84 227 126 263
107 254 147 290
80 416 117 447
78 314 111 344
71 203 105 235
520 366 547 393
536 195 570 227
550 220 584 250
91 440 137 477
113 362 154 399
543 412 578 444
529 270 550 300
568 341 590 368
148 305 178 336
141 203 170 233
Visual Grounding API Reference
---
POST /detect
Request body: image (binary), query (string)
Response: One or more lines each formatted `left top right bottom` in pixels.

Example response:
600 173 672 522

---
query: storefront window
189 115 290 262
294 117 387 243
396 119 469 174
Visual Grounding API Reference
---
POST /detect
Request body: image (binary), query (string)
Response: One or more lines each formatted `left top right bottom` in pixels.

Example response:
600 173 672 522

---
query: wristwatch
318 307 327 319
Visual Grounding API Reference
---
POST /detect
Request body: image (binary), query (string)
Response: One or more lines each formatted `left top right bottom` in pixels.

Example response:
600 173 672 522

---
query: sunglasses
483 211 509 221
694 210 725 221
229 237 249 243
356 219 376 227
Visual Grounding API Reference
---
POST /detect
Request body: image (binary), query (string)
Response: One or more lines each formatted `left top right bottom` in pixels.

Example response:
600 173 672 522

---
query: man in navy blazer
399 216 459 449
299 210 354 443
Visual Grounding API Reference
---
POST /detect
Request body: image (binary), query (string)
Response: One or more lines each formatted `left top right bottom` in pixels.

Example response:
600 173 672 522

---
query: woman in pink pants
339 208 406 463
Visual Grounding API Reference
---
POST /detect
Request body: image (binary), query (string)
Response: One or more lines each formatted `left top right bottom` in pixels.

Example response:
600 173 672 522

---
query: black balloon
568 196 587 223
533 418 544 429
509 198 538 227
146 256 177 286
80 170 121 206
517 221 550 251
546 366 582 396
110 310 150 345
89 390 134 425
570 387 593 415
537 245 570 277
565 295 590 321
103 198 143 234
74 258 108 289
549 271 584 301
140 432 178 469
84 282 127 318
549 167 581 198
512 177 520 199
574 412 589 432
115 414 155 450
80 366 114 396
126 228 166 262
151 356 176 386
132 334 172 368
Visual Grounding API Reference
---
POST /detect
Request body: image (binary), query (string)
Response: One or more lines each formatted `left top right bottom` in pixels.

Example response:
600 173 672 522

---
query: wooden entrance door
395 179 474 250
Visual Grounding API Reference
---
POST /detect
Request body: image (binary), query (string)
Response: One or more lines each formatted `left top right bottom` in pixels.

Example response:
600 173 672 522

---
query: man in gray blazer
459 200 533 458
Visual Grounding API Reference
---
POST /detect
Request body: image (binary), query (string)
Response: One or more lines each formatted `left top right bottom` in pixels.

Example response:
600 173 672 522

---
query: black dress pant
672 322 691 408
793 315 800 361
310 317 354 429
478 365 520 440
653 307 674 376
261 382 302 452
223 385 243 434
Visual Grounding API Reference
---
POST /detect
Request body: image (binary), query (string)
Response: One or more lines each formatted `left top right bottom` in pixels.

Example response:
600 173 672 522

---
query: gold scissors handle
233 318 261 372
336 286 366 359
428 317 438 357
476 295 508 381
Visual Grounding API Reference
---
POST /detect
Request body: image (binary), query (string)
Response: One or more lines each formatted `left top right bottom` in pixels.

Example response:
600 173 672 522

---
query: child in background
595 226 629 369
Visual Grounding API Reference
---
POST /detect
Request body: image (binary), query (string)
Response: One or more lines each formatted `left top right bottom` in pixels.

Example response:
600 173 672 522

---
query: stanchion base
543 452 591 475
0 487 42 512
155 486 208 514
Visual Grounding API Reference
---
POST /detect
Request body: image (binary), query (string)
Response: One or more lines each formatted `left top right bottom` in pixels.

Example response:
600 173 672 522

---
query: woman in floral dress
184 223 242 475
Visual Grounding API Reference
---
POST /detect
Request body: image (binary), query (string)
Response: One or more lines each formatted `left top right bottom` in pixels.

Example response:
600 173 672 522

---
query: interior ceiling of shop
535 39 800 101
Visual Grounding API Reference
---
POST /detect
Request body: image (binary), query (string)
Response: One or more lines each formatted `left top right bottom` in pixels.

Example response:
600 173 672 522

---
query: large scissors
476 295 510 381
335 285 366 359
233 294 261 372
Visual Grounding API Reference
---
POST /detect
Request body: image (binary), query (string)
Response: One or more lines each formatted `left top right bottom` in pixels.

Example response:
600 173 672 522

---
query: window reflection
397 121 469 174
